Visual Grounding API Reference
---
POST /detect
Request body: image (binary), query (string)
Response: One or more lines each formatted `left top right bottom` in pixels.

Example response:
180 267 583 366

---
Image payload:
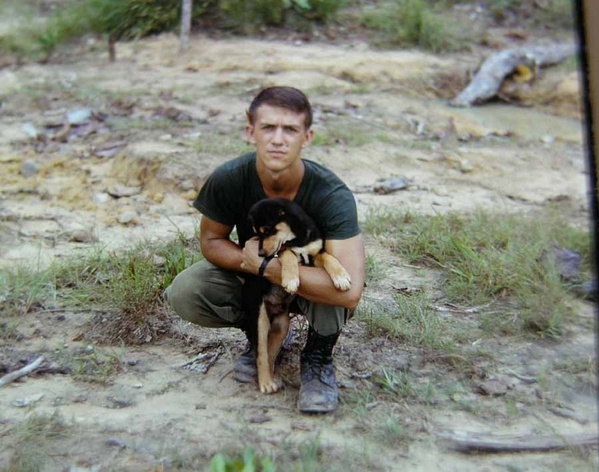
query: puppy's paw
282 277 299 294
333 276 351 292
259 378 280 394
332 272 352 291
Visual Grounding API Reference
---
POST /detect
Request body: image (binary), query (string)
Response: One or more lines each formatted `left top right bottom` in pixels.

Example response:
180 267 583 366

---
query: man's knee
165 260 245 328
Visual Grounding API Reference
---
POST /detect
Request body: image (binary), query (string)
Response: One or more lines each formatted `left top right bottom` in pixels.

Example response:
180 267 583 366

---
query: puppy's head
248 198 298 257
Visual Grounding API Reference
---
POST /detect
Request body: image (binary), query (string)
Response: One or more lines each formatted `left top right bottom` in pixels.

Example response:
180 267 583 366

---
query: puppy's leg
257 303 278 394
267 313 290 380
279 249 300 294
314 252 352 291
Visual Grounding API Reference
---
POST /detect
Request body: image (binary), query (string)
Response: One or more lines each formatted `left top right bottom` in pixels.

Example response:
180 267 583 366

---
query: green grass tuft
363 208 591 338
9 411 71 472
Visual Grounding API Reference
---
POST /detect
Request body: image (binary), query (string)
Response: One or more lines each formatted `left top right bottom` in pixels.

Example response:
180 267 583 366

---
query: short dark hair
247 86 313 129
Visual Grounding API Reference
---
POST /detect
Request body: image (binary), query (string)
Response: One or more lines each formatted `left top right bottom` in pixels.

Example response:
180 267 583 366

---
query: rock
247 414 272 424
118 211 139 225
373 176 411 194
107 185 141 198
475 379 508 396
20 159 39 177
539 246 582 282
21 123 40 139
93 192 110 204
106 438 127 449
66 108 93 125
69 229 94 243
12 393 44 407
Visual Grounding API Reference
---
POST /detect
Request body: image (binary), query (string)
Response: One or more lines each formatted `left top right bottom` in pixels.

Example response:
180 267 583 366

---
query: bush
217 0 343 32
361 0 464 52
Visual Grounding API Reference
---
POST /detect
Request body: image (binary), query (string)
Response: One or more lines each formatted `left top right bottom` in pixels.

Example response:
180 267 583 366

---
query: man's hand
240 237 264 275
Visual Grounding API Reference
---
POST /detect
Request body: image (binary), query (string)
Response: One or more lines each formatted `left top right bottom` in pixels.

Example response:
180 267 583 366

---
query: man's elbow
342 287 363 310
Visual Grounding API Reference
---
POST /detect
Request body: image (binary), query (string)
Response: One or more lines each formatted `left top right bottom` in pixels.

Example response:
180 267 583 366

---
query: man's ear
246 124 256 144
302 128 314 148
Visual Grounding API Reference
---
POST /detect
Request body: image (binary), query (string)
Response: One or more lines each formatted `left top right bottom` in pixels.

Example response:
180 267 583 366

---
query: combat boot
298 326 340 413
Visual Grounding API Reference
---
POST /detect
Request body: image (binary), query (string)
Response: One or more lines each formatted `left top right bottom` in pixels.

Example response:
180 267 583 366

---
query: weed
208 447 276 472
365 252 386 285
8 410 71 472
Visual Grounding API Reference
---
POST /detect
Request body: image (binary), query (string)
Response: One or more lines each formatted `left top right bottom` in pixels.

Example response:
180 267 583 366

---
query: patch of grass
358 291 452 350
363 208 591 338
0 266 55 317
0 233 200 343
360 0 466 52
488 0 574 30
189 134 253 157
312 122 394 147
8 410 71 472
208 447 276 472
55 344 123 383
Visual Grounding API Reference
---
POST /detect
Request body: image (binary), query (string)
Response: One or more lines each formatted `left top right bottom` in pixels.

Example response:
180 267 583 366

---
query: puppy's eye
278 209 286 217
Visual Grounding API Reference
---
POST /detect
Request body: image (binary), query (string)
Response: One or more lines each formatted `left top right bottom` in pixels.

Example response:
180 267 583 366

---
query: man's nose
271 126 284 144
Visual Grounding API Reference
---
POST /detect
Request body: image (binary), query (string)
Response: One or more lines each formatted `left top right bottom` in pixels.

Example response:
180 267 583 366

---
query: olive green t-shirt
194 152 360 247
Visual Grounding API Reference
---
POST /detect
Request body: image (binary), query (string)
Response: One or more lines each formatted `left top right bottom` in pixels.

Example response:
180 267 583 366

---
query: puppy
243 197 351 394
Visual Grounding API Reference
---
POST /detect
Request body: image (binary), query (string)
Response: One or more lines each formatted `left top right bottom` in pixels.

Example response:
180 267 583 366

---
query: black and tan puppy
244 197 351 394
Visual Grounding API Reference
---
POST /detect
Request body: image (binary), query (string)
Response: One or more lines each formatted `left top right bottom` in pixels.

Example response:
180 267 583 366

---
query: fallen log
450 43 577 107
0 356 45 388
437 430 598 453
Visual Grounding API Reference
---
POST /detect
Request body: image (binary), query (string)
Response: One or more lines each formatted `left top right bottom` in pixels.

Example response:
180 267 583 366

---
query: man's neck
258 160 305 200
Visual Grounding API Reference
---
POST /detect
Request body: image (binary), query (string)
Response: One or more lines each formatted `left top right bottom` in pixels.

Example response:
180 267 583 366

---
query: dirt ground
0 23 597 472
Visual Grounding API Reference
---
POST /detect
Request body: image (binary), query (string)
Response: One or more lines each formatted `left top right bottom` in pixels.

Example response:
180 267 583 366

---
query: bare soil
0 27 596 472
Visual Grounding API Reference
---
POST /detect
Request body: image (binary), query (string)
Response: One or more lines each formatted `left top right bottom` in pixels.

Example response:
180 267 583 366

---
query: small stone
476 379 508 396
69 229 94 243
118 211 139 225
247 414 272 424
107 185 141 198
105 438 127 449
151 193 164 203
133 383 143 389
12 393 44 407
459 159 474 173
94 192 110 203
22 123 40 139
66 108 93 125
20 159 39 177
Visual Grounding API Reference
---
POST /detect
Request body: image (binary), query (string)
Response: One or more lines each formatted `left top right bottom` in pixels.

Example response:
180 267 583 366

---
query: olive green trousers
164 260 351 336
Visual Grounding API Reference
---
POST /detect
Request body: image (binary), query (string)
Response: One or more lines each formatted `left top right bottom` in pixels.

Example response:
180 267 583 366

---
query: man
166 86 365 413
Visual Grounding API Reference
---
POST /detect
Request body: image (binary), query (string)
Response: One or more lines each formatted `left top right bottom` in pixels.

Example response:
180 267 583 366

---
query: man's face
246 104 313 173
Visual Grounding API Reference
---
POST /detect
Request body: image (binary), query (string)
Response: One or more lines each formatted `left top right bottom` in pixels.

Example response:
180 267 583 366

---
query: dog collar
258 252 278 277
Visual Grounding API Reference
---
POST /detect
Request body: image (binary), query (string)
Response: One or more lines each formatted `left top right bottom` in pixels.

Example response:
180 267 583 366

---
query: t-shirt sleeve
318 188 361 240
193 165 238 226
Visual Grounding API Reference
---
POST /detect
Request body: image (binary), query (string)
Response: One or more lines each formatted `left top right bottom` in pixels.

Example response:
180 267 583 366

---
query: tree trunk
450 43 577 107
180 0 193 52
108 35 116 62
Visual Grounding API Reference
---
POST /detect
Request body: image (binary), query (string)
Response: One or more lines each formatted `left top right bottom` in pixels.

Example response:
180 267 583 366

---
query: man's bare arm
199 216 245 272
